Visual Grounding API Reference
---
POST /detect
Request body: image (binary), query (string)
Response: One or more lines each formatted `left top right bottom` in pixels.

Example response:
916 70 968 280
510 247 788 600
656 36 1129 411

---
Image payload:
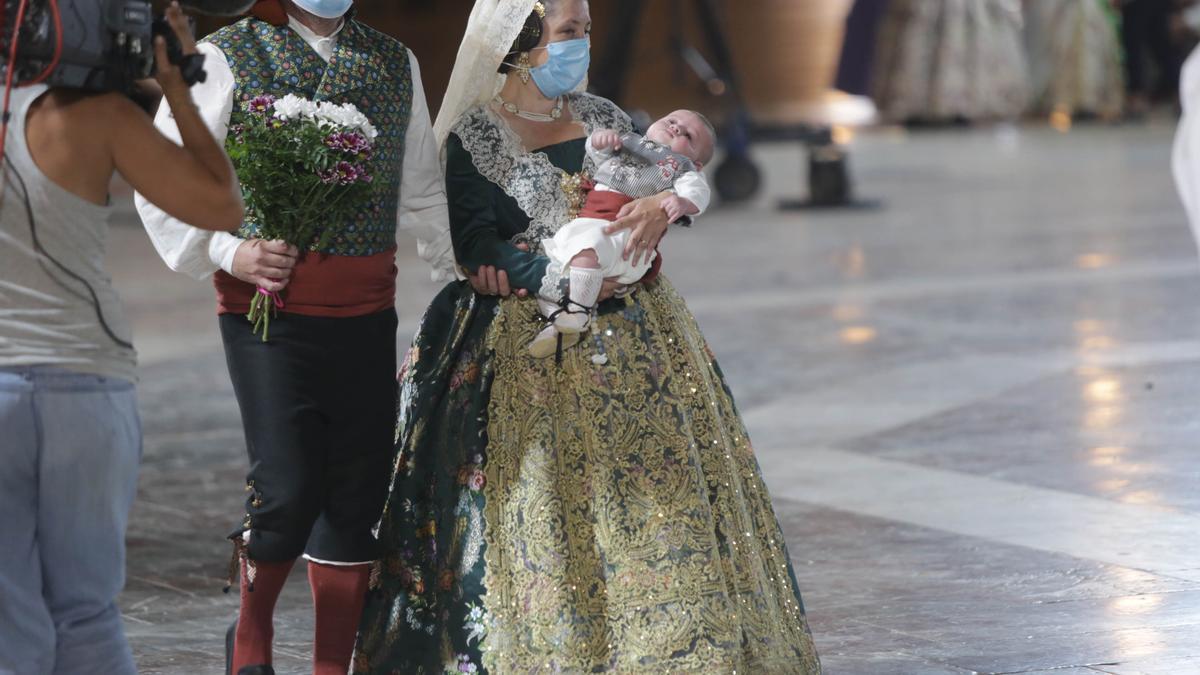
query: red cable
0 0 61 161
0 0 33 162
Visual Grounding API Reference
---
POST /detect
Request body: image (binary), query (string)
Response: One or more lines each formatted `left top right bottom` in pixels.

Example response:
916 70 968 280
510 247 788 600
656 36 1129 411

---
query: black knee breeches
219 309 398 563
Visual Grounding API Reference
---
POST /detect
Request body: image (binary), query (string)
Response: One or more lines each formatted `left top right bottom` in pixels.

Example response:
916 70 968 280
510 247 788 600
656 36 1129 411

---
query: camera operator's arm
134 10 296 290
122 5 241 233
133 2 248 277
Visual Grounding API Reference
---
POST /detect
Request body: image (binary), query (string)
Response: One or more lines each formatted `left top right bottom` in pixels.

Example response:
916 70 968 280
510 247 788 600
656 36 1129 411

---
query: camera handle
151 18 207 86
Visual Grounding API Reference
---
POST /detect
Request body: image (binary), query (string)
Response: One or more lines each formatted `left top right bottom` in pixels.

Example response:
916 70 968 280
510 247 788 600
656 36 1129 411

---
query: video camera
0 0 255 94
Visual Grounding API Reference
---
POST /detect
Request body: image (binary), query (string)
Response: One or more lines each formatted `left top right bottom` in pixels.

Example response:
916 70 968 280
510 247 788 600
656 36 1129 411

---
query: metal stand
592 0 858 206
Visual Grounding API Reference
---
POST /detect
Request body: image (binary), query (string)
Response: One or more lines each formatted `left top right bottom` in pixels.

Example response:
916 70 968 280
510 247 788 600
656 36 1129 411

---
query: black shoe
225 618 237 675
226 618 275 675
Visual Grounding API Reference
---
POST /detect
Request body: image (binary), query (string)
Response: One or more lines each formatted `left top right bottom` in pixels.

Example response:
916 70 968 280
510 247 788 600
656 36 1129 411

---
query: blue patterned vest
205 18 412 257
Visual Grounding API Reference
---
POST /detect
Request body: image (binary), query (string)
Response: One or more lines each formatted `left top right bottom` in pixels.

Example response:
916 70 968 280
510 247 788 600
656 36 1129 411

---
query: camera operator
0 4 243 674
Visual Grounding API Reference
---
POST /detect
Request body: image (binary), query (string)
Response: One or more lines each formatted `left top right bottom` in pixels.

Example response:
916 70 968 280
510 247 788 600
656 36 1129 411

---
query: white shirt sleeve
673 170 712 216
397 50 460 282
134 42 243 280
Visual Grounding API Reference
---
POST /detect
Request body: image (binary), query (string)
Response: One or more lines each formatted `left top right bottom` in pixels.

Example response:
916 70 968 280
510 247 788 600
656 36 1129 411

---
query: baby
530 109 716 358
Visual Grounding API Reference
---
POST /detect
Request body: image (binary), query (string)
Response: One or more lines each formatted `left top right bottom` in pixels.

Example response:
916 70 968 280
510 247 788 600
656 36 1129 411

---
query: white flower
464 603 488 646
314 101 379 140
272 94 318 121
314 101 346 124
271 96 378 139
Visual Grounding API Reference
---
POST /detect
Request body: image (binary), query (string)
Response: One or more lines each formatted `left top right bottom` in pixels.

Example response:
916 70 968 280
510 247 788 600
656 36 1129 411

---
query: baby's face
645 110 714 167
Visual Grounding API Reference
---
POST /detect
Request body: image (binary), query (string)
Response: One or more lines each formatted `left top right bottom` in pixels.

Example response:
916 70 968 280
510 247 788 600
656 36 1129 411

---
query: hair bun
498 4 546 73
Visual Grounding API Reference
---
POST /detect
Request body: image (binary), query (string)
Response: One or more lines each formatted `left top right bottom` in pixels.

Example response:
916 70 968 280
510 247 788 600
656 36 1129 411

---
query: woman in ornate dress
353 1 822 672
872 0 1030 124
1024 0 1125 119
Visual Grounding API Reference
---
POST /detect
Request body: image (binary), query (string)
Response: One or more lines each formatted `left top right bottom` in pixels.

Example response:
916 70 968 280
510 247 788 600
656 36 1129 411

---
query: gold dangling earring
518 52 533 85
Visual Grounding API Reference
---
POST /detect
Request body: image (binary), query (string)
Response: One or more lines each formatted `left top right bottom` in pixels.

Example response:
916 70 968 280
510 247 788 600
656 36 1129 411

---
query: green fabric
446 133 585 291
205 18 412 257
354 279 495 674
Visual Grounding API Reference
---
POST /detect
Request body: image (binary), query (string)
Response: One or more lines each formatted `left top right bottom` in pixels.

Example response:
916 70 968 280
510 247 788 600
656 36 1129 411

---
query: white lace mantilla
451 93 633 298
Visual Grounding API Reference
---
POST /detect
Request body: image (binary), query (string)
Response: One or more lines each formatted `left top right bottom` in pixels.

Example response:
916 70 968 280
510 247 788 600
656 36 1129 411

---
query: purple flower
343 132 371 153
323 132 344 150
317 161 373 186
323 131 372 156
247 95 276 115
335 161 358 185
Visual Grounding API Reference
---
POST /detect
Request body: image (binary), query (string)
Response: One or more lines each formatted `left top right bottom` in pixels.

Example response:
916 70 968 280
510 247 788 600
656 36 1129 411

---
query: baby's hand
591 129 622 152
662 196 684 223
661 195 698 223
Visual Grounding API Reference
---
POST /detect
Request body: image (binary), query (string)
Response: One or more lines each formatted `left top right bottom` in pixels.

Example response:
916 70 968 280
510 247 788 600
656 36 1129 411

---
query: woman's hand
604 192 671 267
153 3 196 98
468 266 529 297
467 243 531 297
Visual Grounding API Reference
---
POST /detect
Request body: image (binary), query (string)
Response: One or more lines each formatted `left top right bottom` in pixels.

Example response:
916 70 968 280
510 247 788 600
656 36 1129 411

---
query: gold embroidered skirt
355 277 821 674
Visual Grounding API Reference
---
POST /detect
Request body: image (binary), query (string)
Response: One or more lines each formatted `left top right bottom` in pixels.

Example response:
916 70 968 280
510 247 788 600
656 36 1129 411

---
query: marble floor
107 120 1200 674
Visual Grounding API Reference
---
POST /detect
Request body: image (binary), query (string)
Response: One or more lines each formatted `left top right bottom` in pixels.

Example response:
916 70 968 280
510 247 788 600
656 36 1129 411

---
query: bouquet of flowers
225 94 378 340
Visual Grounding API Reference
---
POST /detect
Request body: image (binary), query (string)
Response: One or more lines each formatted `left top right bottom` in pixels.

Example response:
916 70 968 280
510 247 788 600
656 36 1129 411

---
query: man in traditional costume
134 1 454 673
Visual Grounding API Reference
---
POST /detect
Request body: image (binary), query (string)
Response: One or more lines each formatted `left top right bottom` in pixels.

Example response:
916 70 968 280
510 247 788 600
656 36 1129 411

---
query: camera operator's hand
231 240 299 293
153 3 197 97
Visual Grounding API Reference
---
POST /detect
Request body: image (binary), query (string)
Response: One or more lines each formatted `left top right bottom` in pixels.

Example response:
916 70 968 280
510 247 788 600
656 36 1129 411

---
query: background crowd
838 0 1200 125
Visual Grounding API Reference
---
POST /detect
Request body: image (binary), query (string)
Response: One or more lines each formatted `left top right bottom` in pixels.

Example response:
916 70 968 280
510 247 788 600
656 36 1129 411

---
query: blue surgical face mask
531 38 591 98
292 0 353 20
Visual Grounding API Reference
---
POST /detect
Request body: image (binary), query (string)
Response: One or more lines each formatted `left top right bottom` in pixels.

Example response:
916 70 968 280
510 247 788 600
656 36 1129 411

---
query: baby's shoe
554 267 603 333
553 301 593 334
529 323 582 359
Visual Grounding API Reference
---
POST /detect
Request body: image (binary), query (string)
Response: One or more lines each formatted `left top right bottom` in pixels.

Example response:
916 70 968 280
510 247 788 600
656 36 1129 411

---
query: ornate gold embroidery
560 171 588 221
479 278 821 673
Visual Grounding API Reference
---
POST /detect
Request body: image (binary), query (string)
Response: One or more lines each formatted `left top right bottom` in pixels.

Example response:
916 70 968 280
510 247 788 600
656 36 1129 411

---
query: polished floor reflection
112 121 1200 674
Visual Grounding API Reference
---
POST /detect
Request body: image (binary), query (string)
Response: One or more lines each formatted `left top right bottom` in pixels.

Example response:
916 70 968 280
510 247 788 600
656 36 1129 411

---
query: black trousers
219 309 398 563
1121 0 1180 99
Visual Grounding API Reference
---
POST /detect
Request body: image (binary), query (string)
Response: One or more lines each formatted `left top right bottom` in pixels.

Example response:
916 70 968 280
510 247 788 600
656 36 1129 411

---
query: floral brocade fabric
354 99 820 674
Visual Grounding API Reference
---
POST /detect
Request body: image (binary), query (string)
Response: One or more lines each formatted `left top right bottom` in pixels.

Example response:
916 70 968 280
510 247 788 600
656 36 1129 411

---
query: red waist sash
215 246 397 318
579 188 636 222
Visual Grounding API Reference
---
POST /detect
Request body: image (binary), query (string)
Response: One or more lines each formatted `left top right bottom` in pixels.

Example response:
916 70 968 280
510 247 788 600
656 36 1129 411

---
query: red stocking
308 562 370 675
232 558 296 672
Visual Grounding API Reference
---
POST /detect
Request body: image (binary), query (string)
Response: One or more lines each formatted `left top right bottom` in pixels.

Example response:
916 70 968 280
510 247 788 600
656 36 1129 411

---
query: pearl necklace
493 95 564 122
